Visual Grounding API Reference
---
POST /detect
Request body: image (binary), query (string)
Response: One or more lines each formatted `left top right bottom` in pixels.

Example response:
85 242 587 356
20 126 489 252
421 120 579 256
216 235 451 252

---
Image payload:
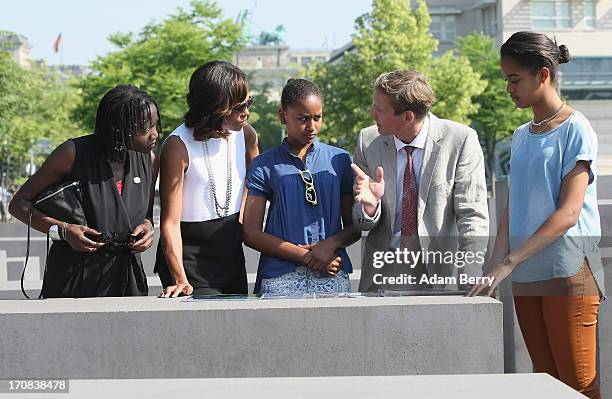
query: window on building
316 56 327 62
560 57 612 99
301 57 312 67
482 5 498 36
584 0 596 29
290 57 298 64
431 15 457 42
532 0 571 29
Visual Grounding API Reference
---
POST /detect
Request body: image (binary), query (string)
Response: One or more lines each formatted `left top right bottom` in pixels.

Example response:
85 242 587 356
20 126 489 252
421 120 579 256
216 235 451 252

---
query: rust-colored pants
513 261 601 399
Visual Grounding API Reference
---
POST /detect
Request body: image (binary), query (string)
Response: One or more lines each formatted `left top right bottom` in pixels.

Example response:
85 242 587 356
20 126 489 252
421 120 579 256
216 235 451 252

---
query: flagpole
53 32 63 67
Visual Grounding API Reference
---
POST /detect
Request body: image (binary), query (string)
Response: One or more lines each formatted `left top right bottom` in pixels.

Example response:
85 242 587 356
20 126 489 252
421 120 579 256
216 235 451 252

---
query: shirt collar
281 137 320 157
393 115 429 152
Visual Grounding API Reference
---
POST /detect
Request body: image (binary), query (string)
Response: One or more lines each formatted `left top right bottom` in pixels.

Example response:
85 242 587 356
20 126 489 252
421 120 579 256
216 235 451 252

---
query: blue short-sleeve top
247 138 355 293
508 111 604 295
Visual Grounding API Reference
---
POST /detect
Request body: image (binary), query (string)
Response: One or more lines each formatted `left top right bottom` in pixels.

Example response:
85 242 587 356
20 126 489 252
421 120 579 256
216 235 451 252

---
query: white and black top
154 124 248 295
170 123 246 221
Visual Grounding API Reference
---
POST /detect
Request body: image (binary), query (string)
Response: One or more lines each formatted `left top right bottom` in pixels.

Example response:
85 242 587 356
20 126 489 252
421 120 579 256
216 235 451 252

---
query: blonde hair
373 70 435 119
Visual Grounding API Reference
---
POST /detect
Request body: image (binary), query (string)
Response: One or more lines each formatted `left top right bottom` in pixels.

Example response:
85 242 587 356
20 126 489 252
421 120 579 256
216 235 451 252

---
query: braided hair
94 85 161 162
280 78 323 110
184 61 248 140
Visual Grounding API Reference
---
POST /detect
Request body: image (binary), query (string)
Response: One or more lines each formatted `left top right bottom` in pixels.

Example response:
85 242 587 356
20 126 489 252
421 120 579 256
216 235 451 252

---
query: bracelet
60 222 68 240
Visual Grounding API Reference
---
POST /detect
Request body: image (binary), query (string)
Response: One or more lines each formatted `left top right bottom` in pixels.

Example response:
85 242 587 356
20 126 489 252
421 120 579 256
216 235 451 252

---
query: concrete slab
0 374 585 399
598 155 612 176
0 296 502 379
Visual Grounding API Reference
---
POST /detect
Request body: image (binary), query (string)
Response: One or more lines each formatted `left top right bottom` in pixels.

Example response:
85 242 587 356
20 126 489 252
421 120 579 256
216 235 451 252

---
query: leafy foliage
456 33 530 180
0 52 83 189
75 0 245 138
311 0 485 151
248 82 285 153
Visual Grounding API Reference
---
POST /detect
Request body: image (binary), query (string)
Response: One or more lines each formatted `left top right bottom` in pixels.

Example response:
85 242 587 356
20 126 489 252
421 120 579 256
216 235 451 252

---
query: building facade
420 0 612 99
420 0 612 154
0 31 31 67
289 49 331 68
234 45 331 100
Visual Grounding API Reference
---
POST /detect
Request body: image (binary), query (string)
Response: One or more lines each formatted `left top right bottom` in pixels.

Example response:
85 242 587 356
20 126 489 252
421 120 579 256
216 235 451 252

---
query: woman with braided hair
10 84 159 297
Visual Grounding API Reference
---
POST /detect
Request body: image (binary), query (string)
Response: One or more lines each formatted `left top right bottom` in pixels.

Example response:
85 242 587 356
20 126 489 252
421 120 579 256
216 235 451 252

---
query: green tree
0 51 29 190
429 52 486 125
311 0 485 151
0 52 29 128
0 51 83 190
456 33 530 184
75 0 245 138
248 82 284 152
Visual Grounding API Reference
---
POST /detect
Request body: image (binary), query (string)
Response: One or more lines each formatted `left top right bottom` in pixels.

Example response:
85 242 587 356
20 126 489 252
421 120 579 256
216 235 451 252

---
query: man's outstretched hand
352 164 384 217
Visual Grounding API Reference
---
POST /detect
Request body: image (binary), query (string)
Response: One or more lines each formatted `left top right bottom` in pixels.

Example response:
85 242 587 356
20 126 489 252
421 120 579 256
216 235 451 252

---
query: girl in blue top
243 79 360 294
469 32 603 398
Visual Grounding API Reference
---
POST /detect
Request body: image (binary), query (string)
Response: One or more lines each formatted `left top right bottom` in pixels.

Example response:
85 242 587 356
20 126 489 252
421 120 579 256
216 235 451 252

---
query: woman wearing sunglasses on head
243 79 360 295
155 61 259 297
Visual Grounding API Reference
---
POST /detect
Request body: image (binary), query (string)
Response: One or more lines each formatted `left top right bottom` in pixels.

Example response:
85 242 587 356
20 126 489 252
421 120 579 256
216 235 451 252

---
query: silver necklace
202 138 232 218
531 102 565 128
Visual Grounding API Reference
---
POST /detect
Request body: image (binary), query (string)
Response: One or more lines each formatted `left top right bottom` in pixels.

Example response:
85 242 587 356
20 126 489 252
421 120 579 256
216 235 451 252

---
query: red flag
53 33 63 53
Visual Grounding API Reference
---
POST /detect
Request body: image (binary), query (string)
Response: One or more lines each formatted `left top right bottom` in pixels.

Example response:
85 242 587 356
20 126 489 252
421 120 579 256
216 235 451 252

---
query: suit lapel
418 114 443 222
380 135 397 235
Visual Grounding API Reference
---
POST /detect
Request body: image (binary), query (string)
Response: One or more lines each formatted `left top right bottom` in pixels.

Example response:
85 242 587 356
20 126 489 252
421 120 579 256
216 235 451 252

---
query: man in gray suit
352 69 489 292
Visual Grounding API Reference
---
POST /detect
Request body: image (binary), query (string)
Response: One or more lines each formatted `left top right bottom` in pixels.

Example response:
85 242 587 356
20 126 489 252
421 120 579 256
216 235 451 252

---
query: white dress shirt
363 116 430 248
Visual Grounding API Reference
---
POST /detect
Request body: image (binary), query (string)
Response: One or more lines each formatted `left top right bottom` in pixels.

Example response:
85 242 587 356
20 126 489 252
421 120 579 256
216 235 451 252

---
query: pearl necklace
202 138 232 218
529 102 566 134
531 102 565 127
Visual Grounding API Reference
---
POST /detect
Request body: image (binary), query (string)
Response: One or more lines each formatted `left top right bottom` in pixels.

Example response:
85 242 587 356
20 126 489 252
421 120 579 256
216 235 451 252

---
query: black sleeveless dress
41 135 151 298
154 214 247 295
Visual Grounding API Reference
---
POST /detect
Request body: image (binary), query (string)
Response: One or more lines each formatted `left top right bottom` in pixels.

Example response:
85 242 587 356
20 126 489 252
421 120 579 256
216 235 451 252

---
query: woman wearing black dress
155 61 259 297
10 85 159 297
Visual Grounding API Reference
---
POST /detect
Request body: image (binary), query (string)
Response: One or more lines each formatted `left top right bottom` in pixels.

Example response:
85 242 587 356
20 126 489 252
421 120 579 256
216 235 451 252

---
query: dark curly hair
94 85 160 162
184 61 248 140
501 31 570 83
280 78 323 110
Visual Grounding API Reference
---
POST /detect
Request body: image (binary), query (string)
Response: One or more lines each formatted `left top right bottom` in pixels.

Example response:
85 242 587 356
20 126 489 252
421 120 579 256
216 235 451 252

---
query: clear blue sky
1 0 373 66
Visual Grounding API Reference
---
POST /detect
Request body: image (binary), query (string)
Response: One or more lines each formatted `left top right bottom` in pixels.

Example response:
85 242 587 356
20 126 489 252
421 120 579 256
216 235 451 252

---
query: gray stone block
0 374 585 398
0 296 502 379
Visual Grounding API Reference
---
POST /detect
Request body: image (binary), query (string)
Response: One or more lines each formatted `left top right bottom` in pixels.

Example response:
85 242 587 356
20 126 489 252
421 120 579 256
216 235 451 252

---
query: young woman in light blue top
468 32 603 398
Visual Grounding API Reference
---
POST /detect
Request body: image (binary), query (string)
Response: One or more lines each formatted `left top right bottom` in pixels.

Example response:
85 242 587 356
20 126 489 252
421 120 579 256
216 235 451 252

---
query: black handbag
22 180 87 299
34 181 86 225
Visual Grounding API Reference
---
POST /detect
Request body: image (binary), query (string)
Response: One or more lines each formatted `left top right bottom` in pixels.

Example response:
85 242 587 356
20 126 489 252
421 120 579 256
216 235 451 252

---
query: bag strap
20 209 46 300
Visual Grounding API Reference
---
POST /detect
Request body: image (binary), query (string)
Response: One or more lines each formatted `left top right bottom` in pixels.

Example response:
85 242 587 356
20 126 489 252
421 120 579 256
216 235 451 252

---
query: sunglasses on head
231 96 254 113
298 169 317 207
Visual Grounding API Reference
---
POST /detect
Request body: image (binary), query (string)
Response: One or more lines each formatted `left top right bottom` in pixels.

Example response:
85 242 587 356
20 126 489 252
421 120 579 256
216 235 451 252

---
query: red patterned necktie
401 146 418 246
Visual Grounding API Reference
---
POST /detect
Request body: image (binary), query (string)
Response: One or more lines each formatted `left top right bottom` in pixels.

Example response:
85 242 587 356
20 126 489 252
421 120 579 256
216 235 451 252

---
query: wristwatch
49 225 62 241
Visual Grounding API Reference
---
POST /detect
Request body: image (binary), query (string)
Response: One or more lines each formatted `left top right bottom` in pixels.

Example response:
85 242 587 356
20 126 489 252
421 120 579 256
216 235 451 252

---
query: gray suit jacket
352 113 489 292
